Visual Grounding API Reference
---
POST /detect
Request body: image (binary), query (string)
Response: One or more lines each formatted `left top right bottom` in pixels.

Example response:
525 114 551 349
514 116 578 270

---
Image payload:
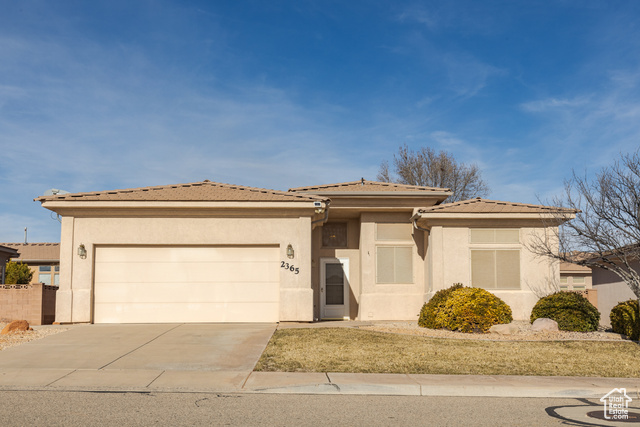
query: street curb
0 371 637 398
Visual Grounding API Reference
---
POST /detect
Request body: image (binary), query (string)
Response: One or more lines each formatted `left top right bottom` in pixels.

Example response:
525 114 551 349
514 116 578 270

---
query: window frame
375 245 414 284
469 228 522 290
469 228 520 244
374 222 415 285
376 223 413 241
321 222 348 248
470 249 521 290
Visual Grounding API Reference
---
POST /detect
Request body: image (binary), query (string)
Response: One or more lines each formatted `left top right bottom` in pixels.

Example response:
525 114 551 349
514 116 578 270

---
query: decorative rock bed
359 320 628 342
0 322 68 351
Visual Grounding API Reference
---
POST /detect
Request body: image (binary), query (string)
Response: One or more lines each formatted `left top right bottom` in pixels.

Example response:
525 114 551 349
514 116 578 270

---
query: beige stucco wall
311 211 428 321
357 212 427 321
591 263 638 327
425 225 559 321
55 213 314 323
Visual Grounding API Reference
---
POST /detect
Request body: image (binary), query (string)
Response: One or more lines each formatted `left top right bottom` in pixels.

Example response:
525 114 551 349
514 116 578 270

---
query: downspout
69 216 74 324
312 200 331 227
412 211 432 297
411 211 430 234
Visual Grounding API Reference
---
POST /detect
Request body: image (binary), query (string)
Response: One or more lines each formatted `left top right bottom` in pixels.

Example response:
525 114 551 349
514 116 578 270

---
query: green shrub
610 299 640 340
418 283 464 328
4 261 33 285
530 291 600 332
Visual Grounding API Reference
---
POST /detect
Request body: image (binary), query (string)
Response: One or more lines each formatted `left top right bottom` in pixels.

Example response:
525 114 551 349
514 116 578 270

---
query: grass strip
255 328 640 377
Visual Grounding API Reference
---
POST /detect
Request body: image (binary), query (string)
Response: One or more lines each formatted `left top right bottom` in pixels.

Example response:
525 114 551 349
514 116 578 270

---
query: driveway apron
0 323 276 391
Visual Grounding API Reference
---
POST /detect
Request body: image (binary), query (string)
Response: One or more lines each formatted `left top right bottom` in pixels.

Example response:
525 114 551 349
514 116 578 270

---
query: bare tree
377 145 490 202
529 151 640 302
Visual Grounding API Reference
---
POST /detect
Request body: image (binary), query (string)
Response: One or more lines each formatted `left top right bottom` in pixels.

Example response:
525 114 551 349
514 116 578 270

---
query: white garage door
93 246 280 323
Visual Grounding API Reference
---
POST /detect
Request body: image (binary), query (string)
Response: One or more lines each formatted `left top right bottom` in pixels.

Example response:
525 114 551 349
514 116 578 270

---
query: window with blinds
376 246 413 284
375 223 413 284
471 250 520 289
470 229 519 244
376 223 413 241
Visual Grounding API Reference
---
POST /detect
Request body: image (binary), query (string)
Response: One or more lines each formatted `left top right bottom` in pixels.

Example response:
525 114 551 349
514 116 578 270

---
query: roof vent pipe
24 227 27 244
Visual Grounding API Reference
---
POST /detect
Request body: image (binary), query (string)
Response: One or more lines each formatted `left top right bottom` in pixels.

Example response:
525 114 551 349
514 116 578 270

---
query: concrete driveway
0 323 276 391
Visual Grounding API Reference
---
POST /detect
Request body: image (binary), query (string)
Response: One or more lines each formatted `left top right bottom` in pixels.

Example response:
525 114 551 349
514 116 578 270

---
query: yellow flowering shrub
433 287 513 333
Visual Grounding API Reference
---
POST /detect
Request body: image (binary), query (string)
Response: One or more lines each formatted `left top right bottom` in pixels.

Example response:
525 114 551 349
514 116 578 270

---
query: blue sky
1 1 640 242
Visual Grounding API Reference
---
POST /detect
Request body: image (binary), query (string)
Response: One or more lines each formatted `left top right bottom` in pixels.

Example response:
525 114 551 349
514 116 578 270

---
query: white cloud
396 2 507 35
443 53 506 98
429 131 464 148
520 96 590 113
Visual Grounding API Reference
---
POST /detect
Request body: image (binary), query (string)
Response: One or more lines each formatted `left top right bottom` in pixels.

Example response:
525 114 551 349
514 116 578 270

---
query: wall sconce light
286 244 294 259
77 244 87 259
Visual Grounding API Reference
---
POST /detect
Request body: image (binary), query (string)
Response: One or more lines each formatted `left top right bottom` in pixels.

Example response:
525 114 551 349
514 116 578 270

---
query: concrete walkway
0 323 637 398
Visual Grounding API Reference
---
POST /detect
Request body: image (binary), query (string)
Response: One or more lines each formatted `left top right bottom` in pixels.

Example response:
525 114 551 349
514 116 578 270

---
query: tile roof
289 179 450 193
560 261 592 274
0 243 60 261
0 245 20 257
35 181 326 203
418 197 577 214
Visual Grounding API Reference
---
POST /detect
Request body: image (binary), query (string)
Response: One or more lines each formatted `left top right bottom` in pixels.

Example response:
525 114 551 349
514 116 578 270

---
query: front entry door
320 258 349 320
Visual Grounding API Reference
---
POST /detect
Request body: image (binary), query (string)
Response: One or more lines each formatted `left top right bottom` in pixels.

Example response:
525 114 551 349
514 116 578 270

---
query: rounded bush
610 299 639 340
530 291 600 332
418 283 463 328
433 287 513 333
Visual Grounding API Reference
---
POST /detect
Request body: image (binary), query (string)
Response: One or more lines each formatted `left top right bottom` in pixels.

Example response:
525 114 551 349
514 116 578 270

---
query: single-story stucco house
36 179 573 324
0 243 60 286
0 245 20 284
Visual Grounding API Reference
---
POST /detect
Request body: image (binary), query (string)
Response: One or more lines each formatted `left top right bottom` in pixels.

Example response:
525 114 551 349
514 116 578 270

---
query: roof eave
415 212 576 221
290 191 452 197
39 200 328 210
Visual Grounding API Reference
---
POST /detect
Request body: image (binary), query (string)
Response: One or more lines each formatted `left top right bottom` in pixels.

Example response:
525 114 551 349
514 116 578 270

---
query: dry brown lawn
255 328 640 377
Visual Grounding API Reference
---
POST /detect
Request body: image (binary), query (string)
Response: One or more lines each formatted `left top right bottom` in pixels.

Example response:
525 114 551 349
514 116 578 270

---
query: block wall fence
0 284 57 325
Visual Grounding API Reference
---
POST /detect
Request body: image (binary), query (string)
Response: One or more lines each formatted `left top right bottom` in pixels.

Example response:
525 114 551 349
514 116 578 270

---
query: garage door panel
96 246 279 263
96 302 280 323
95 281 280 304
94 246 280 323
95 261 279 283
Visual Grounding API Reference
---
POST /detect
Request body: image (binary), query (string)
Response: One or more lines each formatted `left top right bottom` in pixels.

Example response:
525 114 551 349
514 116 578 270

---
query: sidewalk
0 368 638 398
0 322 637 398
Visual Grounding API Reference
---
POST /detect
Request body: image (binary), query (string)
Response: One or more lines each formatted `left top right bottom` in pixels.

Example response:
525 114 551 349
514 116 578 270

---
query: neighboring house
0 245 20 284
0 243 61 286
36 180 573 324
591 261 638 327
559 261 592 291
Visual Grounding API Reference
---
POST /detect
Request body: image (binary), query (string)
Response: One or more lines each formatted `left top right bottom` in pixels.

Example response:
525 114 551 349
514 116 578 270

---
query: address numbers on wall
280 261 300 274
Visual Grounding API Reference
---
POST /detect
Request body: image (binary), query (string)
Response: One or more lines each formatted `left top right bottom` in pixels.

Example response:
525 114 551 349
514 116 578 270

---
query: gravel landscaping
358 320 628 342
0 323 69 351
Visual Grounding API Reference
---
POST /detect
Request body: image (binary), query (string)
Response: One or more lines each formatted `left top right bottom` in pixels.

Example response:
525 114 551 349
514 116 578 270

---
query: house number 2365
281 261 300 274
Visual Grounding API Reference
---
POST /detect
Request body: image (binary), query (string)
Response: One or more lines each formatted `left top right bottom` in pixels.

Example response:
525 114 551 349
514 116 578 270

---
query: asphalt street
0 392 622 427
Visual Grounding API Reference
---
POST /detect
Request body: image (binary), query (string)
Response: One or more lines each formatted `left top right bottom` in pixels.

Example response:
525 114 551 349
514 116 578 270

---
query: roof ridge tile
418 197 576 214
35 181 327 203
289 179 450 193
